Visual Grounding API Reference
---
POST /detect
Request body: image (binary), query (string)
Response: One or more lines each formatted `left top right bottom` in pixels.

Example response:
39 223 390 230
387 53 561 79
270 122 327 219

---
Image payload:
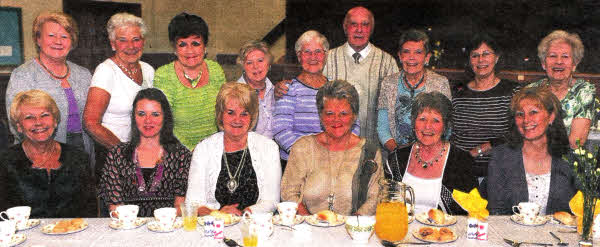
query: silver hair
537 30 584 65
294 30 329 55
107 12 147 41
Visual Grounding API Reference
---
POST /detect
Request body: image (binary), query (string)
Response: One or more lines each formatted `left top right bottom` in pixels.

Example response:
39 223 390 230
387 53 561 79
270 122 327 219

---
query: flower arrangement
563 140 600 242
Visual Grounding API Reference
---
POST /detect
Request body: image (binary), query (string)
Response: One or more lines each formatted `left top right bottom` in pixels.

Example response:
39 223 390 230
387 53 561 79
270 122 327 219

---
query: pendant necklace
404 72 425 99
325 136 350 211
181 62 203 88
414 142 446 168
39 58 69 79
134 148 164 195
223 148 247 193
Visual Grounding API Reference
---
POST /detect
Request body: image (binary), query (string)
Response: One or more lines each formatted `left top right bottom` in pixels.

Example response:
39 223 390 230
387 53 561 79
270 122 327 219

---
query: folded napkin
569 191 600 217
452 188 489 220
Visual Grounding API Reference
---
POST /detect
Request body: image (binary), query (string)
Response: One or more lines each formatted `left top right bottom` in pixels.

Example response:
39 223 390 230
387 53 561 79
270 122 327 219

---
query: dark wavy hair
464 32 502 79
168 12 209 46
506 87 570 157
127 88 181 159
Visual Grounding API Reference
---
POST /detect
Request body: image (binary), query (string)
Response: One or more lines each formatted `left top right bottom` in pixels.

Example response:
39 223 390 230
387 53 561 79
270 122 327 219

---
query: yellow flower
588 153 594 159
575 149 582 155
574 161 578 166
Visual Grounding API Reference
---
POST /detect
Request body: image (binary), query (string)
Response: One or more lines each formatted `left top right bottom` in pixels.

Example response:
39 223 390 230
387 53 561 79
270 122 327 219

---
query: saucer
273 215 304 226
16 219 40 231
147 218 183 233
510 214 550 226
109 218 148 230
8 234 26 247
305 214 346 227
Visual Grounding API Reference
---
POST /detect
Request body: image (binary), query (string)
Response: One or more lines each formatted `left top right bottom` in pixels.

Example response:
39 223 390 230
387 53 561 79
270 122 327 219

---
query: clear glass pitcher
374 178 415 242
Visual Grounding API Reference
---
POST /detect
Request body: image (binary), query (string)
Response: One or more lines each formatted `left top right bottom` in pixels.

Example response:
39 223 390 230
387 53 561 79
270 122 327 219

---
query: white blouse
526 172 551 215
402 146 449 214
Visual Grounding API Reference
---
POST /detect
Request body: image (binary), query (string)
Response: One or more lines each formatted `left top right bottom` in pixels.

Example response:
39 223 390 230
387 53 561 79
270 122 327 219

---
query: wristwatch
477 147 483 157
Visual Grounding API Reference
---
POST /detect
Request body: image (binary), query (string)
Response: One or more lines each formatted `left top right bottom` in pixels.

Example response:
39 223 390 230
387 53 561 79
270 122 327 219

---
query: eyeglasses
301 49 324 57
470 51 494 59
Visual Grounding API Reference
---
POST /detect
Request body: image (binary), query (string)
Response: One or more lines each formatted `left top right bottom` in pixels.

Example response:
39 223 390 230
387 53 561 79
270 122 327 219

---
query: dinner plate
16 219 40 231
8 234 26 247
272 215 304 226
198 215 241 227
510 214 550 226
109 218 149 230
415 212 457 226
147 218 184 233
41 221 89 235
412 227 458 244
305 214 347 227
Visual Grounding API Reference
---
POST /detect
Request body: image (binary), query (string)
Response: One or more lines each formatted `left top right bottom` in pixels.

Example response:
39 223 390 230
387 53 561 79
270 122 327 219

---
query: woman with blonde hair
7 11 93 155
186 82 281 216
0 90 96 218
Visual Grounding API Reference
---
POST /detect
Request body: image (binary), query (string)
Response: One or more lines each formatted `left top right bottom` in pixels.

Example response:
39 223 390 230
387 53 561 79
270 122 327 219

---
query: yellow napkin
569 191 600 217
452 188 489 220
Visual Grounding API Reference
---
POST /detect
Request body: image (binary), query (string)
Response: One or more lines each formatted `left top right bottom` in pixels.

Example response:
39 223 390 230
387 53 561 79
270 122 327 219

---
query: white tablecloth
17 216 585 247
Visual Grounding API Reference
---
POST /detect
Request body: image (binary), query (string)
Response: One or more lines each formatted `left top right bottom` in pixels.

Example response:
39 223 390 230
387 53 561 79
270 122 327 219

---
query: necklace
183 69 202 87
39 59 69 79
223 148 247 193
325 135 351 211
113 58 139 80
404 72 425 98
414 142 446 168
134 148 165 195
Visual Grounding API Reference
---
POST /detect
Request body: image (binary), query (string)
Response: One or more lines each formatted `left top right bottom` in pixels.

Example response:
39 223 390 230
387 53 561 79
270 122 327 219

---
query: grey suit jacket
487 144 577 215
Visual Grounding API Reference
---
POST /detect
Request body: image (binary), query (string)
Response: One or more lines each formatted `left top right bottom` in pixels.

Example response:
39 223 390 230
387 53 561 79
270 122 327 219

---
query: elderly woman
385 92 476 215
274 30 359 167
0 90 96 218
186 82 281 216
451 33 522 181
154 13 225 150
527 30 595 148
236 40 275 139
487 87 575 215
84 12 154 177
377 29 451 152
6 11 92 154
98 88 191 217
281 80 382 216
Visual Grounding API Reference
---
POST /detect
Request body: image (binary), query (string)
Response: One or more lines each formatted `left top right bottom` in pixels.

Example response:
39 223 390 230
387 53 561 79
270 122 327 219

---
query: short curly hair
537 30 584 66
106 12 147 42
9 89 60 134
168 12 209 47
237 40 273 66
215 82 259 131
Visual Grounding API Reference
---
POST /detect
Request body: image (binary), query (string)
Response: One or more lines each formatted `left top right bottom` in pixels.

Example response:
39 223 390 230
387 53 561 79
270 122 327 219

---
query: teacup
277 202 298 225
154 207 177 229
0 206 31 230
345 216 376 244
512 202 540 224
0 220 16 247
110 205 139 229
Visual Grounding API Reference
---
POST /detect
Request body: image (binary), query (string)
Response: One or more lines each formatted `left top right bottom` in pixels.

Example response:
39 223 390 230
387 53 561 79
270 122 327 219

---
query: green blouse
154 60 226 150
528 78 596 133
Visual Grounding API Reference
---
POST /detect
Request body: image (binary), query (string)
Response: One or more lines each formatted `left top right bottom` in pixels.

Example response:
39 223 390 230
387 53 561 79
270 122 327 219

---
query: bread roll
554 211 575 226
438 227 455 241
428 208 445 224
418 227 439 241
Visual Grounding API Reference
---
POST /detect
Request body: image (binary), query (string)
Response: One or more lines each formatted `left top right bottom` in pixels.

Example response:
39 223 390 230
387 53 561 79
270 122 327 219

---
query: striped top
154 60 226 150
273 78 360 160
450 79 521 177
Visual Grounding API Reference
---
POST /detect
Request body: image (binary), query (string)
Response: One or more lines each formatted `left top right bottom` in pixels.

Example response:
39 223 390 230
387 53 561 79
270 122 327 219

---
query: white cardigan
186 132 281 213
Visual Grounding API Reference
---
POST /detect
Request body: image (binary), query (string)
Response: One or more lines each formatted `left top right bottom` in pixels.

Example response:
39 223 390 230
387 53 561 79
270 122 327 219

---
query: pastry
210 211 233 224
438 227 455 241
428 208 445 224
418 227 439 241
52 218 85 233
317 210 337 223
554 211 575 226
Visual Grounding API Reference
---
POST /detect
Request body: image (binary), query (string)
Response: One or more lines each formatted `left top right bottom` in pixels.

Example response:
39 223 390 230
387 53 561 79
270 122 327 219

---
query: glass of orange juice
240 220 258 247
180 202 198 231
375 179 414 242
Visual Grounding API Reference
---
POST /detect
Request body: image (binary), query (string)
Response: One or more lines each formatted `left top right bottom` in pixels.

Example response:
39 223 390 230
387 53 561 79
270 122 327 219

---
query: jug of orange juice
375 178 414 242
